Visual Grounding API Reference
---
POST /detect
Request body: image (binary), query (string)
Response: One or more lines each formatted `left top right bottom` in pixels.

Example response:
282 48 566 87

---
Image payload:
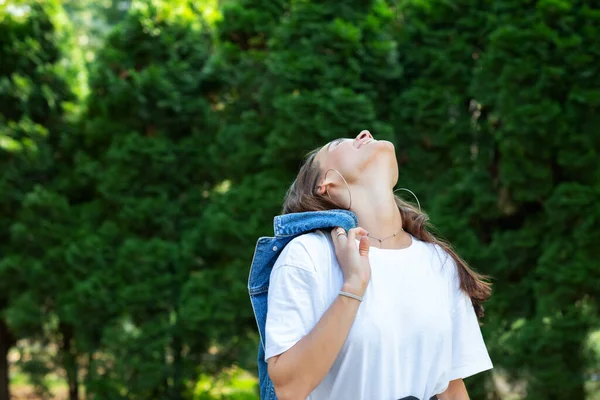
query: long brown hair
282 147 492 319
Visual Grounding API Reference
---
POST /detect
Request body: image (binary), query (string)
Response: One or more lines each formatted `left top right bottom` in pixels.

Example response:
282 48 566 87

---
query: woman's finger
330 227 347 251
358 235 370 257
346 227 368 246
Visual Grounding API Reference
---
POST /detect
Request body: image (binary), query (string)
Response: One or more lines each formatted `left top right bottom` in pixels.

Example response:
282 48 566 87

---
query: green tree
389 0 600 398
78 0 220 397
199 0 292 372
0 1 83 398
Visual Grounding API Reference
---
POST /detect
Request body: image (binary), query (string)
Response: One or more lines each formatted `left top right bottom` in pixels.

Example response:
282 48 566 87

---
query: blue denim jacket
248 209 358 400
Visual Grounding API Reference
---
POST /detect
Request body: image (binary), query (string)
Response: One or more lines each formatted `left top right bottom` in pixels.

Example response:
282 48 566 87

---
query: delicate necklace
367 227 404 246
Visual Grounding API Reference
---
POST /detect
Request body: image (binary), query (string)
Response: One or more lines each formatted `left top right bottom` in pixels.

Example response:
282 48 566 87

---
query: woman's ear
315 177 332 196
315 183 327 196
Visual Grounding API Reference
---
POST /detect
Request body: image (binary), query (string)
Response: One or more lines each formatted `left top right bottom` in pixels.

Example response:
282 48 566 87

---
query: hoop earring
324 169 352 210
394 187 421 211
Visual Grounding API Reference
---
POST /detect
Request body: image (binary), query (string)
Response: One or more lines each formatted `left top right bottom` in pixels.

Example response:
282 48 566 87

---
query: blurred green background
1 0 599 399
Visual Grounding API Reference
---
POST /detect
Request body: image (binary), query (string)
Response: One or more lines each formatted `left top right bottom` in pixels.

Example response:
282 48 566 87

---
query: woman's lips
359 139 374 149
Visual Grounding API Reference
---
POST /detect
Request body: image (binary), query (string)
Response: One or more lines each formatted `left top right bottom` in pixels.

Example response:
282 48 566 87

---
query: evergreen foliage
0 0 83 398
390 1 600 398
1 0 599 398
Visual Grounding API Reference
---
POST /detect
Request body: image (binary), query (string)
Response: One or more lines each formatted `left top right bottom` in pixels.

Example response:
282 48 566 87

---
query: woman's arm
267 289 361 400
437 379 469 400
267 227 371 400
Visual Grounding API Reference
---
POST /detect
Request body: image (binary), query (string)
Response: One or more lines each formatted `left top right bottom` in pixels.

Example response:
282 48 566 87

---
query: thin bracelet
339 290 363 302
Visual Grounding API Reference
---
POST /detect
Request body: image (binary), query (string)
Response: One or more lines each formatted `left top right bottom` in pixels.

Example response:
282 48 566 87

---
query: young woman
264 130 493 400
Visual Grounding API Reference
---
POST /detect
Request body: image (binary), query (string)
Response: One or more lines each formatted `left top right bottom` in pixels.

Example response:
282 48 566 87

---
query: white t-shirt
265 230 493 400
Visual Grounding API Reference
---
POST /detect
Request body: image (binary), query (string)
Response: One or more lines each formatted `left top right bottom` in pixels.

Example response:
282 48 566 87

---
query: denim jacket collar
273 209 358 236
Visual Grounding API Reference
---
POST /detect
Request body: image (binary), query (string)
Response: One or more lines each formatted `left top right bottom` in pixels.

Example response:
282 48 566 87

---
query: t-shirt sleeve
446 256 493 381
264 239 322 362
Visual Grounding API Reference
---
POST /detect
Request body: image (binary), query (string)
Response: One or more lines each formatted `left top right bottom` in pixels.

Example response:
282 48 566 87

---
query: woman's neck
349 185 411 249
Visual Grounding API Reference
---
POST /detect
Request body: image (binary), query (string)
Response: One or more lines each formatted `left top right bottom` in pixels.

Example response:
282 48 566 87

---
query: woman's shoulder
416 238 458 280
290 229 332 248
414 238 448 263
274 230 333 273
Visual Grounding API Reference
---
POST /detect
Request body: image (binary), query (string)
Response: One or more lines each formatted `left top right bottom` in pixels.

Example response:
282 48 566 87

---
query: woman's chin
379 140 395 150
363 141 397 167
372 140 395 154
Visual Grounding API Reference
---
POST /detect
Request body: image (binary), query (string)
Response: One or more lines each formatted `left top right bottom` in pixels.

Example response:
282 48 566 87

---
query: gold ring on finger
336 231 347 238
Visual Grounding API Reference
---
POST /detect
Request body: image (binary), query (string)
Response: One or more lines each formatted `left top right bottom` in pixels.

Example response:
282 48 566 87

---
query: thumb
358 235 370 257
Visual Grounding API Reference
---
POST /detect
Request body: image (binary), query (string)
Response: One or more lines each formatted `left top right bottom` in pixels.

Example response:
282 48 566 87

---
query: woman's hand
330 227 371 297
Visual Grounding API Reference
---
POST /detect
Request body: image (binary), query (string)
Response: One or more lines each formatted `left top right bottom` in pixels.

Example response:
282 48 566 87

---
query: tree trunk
60 323 79 400
171 320 183 400
85 351 93 400
170 255 183 400
0 319 14 400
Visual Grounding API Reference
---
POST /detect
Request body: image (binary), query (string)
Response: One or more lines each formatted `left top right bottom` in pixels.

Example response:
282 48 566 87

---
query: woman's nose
355 130 373 141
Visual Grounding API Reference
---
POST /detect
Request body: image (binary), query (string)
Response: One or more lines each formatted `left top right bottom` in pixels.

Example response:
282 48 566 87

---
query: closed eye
327 138 345 151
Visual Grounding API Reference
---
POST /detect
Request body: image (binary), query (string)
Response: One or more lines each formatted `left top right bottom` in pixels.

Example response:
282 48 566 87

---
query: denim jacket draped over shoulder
248 209 358 400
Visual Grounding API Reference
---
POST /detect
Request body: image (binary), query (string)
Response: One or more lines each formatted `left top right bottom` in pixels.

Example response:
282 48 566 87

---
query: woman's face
315 130 396 187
